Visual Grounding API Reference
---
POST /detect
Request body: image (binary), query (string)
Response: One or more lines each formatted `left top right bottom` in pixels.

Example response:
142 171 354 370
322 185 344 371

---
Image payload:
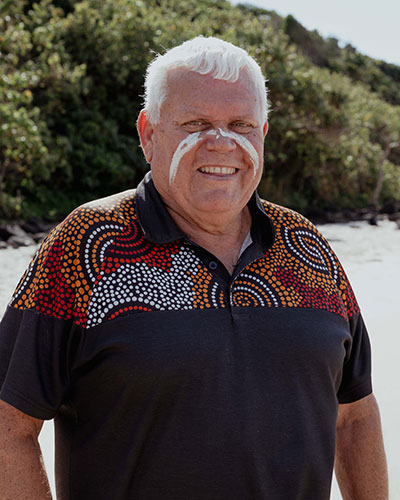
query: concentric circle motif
210 282 225 309
9 191 136 327
281 226 338 283
10 190 360 330
230 273 280 308
83 223 125 284
185 261 225 311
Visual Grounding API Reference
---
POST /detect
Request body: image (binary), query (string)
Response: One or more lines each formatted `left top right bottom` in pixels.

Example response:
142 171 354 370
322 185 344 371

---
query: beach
0 219 399 499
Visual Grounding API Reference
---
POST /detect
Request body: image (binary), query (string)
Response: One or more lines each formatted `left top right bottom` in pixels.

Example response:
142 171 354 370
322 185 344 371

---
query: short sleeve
0 191 140 419
0 215 87 419
0 196 132 418
0 306 83 419
331 246 373 404
337 311 372 404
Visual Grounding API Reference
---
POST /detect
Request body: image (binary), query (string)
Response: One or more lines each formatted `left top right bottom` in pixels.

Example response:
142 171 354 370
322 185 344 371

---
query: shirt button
209 261 218 270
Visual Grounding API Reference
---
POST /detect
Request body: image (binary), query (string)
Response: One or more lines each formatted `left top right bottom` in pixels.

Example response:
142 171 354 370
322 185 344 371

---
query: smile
198 166 237 175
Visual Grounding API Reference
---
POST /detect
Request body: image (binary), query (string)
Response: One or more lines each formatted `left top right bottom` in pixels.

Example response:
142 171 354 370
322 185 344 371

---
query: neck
166 205 252 274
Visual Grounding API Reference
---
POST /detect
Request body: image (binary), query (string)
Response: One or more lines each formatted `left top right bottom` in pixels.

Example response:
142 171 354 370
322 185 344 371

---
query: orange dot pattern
10 192 359 329
187 263 225 310
10 190 138 327
231 201 359 320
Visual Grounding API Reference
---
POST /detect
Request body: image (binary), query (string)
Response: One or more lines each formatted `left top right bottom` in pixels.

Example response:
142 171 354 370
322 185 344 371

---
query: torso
1 183 371 500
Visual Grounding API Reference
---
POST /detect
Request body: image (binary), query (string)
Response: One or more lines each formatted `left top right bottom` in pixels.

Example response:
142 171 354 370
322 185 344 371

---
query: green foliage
1 0 400 220
283 13 400 107
0 0 86 218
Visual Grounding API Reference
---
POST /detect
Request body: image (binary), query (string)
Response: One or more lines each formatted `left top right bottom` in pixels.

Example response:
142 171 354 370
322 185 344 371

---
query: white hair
143 36 268 123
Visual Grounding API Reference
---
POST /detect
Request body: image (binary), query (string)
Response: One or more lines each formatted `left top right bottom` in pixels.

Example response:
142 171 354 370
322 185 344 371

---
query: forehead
161 70 261 121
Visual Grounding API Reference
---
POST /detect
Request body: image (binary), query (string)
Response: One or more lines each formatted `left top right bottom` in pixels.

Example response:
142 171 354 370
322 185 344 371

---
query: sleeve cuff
0 386 57 420
337 378 372 404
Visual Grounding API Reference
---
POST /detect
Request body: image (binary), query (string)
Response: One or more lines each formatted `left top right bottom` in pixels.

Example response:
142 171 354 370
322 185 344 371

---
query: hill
1 0 399 221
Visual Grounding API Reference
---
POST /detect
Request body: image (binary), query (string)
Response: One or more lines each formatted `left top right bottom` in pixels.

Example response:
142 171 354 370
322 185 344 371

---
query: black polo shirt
0 172 372 500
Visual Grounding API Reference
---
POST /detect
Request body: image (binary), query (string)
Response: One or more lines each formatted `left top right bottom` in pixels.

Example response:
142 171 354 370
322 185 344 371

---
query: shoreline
1 208 399 250
0 220 399 499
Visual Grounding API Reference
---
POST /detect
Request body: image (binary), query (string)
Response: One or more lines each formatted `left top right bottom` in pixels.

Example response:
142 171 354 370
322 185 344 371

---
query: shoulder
260 199 323 237
9 190 138 324
32 189 138 268
81 189 137 215
43 189 137 251
61 189 137 232
259 199 360 320
259 198 337 267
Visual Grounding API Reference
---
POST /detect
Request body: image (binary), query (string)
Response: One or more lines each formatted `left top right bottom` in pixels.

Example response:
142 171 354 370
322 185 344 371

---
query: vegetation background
1 0 400 222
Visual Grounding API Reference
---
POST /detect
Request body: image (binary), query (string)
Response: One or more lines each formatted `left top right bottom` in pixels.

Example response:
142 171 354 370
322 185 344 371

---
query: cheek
169 133 202 185
234 134 261 177
251 135 265 162
151 134 178 174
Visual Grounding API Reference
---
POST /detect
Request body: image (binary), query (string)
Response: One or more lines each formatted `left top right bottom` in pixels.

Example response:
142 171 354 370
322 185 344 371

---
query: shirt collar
135 171 275 251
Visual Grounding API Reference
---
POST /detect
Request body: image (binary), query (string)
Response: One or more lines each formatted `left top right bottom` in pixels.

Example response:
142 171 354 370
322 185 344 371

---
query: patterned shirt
0 172 372 500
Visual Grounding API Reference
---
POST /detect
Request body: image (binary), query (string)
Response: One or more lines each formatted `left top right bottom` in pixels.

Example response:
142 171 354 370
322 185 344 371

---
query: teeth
198 166 236 175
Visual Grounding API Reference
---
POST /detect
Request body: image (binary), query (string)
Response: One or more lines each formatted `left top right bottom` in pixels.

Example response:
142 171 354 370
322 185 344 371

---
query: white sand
319 220 400 499
0 219 399 498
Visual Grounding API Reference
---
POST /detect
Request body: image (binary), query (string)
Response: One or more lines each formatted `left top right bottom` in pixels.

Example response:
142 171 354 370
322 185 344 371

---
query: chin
194 197 243 216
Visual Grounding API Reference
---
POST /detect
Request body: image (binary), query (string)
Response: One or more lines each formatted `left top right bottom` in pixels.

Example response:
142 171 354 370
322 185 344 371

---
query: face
137 70 268 223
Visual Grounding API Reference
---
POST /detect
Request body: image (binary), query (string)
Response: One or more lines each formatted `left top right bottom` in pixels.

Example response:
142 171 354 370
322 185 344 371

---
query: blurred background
1 1 399 498
1 0 399 223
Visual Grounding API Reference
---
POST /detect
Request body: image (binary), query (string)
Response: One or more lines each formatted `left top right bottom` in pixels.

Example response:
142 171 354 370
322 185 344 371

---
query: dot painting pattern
230 202 359 319
10 192 359 329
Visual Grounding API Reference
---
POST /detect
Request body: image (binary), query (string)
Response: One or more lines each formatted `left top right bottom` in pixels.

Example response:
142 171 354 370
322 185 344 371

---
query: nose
205 129 236 153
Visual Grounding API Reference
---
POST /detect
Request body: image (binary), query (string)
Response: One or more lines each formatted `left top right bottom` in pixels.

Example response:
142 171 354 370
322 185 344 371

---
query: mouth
197 166 237 175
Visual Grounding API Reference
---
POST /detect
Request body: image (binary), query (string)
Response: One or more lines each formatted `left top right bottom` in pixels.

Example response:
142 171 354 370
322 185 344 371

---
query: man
0 37 388 499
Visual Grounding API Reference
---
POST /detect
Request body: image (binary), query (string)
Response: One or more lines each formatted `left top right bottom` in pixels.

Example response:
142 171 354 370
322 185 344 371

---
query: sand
0 219 399 498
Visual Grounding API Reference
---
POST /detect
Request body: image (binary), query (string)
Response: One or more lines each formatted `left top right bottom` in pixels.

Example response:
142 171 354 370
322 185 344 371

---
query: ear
137 110 154 162
263 119 269 137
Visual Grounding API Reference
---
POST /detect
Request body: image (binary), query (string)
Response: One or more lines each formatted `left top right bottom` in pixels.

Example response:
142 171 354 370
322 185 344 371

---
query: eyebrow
176 113 258 124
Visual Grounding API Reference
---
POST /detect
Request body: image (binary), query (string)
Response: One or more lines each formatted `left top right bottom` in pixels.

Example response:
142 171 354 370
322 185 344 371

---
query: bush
1 0 399 220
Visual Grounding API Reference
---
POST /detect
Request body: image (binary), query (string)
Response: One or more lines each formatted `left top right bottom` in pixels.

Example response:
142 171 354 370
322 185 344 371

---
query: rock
342 209 359 221
0 220 54 248
20 218 56 235
32 232 48 243
388 212 400 222
3 224 36 248
304 207 327 224
381 201 400 215
7 234 36 248
4 224 30 238
369 215 378 226
0 225 11 241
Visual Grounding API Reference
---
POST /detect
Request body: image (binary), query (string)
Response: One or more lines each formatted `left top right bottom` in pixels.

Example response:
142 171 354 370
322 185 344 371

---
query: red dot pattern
10 191 137 327
10 191 359 328
231 201 359 320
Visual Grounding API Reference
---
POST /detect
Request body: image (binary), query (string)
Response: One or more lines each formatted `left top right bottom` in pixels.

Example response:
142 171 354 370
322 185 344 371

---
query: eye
182 120 209 132
230 122 254 133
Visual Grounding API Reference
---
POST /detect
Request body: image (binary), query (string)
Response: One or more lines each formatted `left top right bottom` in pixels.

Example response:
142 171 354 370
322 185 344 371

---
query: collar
135 171 275 251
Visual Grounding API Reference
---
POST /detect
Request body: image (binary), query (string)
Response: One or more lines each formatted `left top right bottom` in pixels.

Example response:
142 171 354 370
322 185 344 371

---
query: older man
0 37 387 499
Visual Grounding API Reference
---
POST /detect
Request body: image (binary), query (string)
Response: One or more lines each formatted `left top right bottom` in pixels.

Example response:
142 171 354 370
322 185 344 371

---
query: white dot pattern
84 223 125 283
87 245 205 328
231 273 279 307
283 227 338 283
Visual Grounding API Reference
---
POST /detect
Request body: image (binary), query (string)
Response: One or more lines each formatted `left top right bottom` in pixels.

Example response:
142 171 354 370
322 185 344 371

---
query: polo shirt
0 171 372 500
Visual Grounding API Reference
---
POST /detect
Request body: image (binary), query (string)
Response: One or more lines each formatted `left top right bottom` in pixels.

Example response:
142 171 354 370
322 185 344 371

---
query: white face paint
169 132 202 184
206 128 259 177
168 127 260 185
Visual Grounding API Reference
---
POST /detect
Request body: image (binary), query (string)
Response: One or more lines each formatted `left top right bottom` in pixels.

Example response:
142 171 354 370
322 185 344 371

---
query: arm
0 400 52 499
335 393 388 500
